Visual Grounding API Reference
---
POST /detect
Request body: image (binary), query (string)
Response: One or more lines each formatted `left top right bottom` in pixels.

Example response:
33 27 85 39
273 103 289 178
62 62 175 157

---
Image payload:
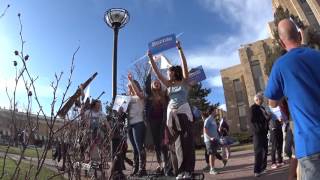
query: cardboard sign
112 95 131 112
188 66 206 85
148 34 176 54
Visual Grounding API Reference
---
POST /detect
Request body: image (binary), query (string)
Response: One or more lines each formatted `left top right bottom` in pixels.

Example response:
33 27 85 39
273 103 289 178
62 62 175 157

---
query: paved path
122 149 290 180
1 148 291 180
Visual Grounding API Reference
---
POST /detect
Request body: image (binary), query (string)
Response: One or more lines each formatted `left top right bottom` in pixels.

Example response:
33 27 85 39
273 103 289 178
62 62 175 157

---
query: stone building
221 0 320 133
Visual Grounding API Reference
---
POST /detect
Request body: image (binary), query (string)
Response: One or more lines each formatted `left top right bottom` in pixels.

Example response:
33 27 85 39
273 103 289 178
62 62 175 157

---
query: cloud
208 75 223 87
218 104 227 111
186 0 273 104
189 0 272 70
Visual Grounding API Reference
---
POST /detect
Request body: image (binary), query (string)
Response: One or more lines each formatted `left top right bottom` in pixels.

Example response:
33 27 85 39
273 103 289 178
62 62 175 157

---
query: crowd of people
52 18 320 180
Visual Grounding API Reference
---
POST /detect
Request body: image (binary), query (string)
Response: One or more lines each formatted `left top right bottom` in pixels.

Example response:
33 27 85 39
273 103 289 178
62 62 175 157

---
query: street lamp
104 8 130 101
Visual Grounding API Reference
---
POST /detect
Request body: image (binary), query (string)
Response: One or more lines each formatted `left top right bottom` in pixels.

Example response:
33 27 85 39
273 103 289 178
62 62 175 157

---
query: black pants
177 114 195 174
111 138 125 172
285 126 294 158
253 133 268 173
150 118 168 165
270 129 283 164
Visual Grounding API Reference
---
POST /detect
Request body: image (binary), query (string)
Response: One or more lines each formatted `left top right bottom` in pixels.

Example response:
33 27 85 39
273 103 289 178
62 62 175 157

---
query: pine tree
188 83 218 112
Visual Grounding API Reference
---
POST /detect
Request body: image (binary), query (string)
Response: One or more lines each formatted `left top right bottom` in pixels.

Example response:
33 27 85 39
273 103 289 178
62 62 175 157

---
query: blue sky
0 0 273 114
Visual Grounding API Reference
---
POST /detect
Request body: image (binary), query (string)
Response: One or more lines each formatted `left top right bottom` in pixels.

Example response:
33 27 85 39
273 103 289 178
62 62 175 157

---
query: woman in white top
127 73 146 177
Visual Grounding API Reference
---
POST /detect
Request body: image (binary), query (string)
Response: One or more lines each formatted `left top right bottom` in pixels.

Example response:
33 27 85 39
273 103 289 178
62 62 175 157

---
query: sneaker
176 173 184 180
183 172 192 179
254 172 262 177
277 162 285 167
209 168 219 175
202 165 210 172
222 159 228 167
271 164 278 169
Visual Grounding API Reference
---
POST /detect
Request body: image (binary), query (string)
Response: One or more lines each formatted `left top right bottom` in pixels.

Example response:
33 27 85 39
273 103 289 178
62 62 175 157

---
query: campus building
0 108 64 145
221 0 320 133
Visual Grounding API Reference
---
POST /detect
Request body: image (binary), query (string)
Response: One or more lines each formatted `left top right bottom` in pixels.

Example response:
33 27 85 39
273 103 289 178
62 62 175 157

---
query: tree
188 83 216 112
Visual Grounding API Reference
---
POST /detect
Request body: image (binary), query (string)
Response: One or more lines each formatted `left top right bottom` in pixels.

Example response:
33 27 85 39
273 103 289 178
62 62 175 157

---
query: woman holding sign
148 41 195 180
127 73 147 177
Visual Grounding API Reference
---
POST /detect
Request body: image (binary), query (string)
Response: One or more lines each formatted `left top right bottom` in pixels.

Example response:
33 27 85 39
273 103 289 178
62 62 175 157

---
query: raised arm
147 51 170 87
176 41 189 80
145 68 152 96
128 73 144 99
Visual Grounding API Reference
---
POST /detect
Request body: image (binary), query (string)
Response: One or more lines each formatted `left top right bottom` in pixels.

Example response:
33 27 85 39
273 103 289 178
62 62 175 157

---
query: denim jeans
128 121 146 170
299 153 320 180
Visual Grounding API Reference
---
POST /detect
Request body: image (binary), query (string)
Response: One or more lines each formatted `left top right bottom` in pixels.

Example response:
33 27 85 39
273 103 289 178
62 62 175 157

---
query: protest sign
188 66 206 85
148 34 176 54
112 95 131 112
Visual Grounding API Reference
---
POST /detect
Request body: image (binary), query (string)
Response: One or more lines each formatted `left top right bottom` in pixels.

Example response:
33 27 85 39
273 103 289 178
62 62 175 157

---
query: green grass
0 145 52 159
0 157 64 180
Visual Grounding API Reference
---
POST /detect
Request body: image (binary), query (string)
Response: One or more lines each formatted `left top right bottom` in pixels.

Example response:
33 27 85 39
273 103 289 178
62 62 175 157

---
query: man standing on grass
265 18 320 180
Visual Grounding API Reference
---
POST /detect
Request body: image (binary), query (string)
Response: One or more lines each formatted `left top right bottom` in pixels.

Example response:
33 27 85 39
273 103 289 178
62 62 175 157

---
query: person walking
265 18 320 180
219 117 231 162
250 93 269 177
203 107 227 175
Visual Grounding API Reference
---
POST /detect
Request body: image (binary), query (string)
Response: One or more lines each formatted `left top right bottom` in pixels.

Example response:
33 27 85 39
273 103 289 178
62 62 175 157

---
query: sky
0 0 273 114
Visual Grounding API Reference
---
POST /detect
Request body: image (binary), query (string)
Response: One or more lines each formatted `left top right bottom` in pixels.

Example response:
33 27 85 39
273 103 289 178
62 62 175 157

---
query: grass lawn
0 157 64 180
0 145 52 159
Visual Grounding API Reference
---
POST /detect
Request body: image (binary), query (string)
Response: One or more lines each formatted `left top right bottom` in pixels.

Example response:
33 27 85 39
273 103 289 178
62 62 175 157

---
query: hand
210 137 215 141
176 40 181 49
147 50 153 59
127 72 133 81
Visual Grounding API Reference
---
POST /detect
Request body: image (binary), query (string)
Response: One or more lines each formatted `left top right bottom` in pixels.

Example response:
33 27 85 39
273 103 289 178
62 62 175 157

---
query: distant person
218 117 231 162
265 18 320 180
250 93 269 177
268 106 284 169
148 41 195 180
203 107 227 175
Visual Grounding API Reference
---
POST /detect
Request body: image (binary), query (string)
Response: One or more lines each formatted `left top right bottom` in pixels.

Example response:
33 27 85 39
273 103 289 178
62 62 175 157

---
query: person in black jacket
250 93 270 177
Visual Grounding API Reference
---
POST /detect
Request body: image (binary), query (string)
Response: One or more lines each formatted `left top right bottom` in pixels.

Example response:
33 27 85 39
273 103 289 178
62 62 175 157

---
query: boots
137 150 147 177
130 155 139 176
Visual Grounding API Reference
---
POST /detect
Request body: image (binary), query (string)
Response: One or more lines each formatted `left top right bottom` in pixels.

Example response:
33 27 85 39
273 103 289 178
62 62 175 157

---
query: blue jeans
128 122 146 170
299 153 320 180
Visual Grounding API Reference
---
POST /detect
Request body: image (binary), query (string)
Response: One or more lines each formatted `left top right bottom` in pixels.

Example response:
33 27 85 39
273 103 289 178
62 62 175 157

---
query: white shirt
128 96 145 125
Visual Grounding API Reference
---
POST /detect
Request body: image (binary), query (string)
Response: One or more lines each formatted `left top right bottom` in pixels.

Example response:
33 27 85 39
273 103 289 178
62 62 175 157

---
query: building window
251 61 265 92
233 79 244 103
238 104 248 131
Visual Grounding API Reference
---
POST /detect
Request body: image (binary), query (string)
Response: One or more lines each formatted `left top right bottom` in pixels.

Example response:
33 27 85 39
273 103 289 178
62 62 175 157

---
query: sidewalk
123 149 290 180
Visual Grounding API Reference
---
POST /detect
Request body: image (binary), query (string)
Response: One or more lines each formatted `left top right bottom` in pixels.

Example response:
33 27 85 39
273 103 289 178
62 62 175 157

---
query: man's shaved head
278 19 300 42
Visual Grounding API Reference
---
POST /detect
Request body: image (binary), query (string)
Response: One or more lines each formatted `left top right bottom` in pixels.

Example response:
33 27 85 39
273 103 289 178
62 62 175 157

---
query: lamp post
104 8 130 101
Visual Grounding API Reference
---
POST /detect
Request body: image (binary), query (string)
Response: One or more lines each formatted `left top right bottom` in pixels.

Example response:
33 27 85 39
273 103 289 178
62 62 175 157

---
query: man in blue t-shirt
265 19 320 180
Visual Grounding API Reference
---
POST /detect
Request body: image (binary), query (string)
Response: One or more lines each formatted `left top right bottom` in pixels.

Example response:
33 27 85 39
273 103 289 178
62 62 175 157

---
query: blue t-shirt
167 82 189 109
203 115 219 142
264 47 320 159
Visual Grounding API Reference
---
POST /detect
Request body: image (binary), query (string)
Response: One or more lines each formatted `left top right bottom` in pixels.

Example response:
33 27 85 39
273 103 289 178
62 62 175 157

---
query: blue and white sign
188 66 206 85
148 34 176 54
